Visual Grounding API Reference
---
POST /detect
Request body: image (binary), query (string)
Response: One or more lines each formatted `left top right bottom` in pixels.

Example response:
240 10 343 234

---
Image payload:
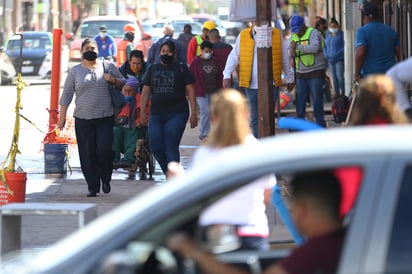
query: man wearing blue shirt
354 1 400 81
94 26 117 61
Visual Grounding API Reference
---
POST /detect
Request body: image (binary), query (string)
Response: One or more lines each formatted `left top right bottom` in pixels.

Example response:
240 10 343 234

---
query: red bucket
0 172 27 206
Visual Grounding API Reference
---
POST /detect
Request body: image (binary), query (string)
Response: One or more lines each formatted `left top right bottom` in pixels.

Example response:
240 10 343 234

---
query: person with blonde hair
349 74 408 125
169 88 276 250
204 88 252 147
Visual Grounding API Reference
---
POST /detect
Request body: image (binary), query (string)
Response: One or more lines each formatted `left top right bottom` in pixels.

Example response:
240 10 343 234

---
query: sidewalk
20 124 200 250
19 115 339 250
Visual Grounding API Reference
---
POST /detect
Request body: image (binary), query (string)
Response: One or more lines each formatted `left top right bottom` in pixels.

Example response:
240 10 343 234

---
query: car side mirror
65 33 74 40
142 33 152 41
202 224 241 254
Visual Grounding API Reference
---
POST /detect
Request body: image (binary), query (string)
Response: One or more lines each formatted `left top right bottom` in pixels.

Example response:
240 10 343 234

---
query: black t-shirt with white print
143 62 194 115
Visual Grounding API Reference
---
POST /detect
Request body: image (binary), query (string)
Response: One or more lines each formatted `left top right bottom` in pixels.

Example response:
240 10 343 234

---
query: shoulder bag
103 60 125 115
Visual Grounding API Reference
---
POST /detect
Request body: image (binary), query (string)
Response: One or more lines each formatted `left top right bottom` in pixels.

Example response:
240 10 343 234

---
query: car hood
70 37 123 51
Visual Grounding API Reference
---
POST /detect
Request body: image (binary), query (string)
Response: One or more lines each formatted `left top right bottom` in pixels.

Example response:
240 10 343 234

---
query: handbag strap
102 60 108 74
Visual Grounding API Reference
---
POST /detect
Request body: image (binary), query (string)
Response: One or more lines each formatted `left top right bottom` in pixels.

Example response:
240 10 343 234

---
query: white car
0 50 16 85
37 51 52 79
2 125 412 273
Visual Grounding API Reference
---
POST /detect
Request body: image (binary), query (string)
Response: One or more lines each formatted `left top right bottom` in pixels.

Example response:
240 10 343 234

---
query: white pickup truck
2 125 412 274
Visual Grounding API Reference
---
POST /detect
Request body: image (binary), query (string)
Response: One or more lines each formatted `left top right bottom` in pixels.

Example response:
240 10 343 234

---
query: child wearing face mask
324 18 345 98
112 77 150 169
189 40 223 141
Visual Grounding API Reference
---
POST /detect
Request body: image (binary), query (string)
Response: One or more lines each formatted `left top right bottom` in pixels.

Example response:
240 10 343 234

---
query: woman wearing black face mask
140 39 198 176
58 38 126 197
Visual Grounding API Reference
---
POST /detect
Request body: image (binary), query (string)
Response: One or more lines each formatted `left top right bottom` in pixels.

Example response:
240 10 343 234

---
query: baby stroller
126 127 155 180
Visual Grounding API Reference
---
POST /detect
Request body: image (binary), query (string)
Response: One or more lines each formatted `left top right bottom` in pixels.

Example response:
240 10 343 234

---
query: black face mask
82 51 98 61
160 54 174 64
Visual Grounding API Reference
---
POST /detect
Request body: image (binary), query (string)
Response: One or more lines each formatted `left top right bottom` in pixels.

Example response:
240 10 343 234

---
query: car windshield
80 20 134 39
7 36 51 50
172 22 202 35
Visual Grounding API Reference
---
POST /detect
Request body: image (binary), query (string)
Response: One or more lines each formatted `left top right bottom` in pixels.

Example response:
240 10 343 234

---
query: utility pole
299 0 306 14
256 0 275 137
0 0 5 45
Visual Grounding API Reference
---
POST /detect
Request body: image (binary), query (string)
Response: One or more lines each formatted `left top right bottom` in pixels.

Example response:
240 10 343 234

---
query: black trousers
75 116 114 193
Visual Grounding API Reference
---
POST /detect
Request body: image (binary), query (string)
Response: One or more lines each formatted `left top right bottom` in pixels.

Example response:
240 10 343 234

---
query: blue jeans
244 87 279 138
148 111 189 174
296 77 326 127
329 60 345 97
196 95 210 139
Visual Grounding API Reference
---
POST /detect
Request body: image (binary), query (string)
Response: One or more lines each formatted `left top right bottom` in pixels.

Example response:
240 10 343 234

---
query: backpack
275 93 295 111
331 95 350 123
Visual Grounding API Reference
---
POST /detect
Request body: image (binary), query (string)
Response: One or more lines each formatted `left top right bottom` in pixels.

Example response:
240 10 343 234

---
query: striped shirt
60 61 126 119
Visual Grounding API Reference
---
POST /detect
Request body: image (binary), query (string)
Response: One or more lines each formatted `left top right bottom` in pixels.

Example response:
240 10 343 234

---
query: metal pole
16 32 23 74
46 28 63 144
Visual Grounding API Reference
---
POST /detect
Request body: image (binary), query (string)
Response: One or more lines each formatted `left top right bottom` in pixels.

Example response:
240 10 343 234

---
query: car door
383 160 412 273
339 155 412 274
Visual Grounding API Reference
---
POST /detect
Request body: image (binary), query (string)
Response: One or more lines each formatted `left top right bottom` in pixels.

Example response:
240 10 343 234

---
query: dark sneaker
119 159 133 168
102 181 111 194
87 191 97 197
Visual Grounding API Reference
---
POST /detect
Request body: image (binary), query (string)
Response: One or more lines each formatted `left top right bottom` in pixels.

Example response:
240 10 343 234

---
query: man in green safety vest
289 15 327 127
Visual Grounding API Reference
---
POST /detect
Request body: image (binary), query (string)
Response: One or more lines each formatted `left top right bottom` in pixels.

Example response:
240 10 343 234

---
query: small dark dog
134 138 153 180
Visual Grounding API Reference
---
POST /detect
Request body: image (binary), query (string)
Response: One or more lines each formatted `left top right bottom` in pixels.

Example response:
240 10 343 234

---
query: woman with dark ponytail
324 17 345 98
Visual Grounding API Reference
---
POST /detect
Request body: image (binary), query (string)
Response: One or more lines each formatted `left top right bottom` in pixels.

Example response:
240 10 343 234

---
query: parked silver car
2 125 412 273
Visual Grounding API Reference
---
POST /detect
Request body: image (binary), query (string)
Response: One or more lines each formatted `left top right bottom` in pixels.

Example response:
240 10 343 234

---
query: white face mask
203 52 212 59
329 28 338 34
100 32 107 38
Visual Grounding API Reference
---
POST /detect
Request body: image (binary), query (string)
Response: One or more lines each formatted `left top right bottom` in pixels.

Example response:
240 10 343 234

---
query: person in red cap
187 20 216 65
123 23 136 33
116 31 135 67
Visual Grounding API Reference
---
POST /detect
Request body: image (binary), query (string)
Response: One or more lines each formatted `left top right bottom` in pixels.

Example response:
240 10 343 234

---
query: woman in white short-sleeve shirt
192 88 276 250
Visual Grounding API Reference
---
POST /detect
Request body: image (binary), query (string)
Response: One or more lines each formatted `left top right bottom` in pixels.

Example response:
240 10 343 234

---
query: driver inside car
168 169 346 274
